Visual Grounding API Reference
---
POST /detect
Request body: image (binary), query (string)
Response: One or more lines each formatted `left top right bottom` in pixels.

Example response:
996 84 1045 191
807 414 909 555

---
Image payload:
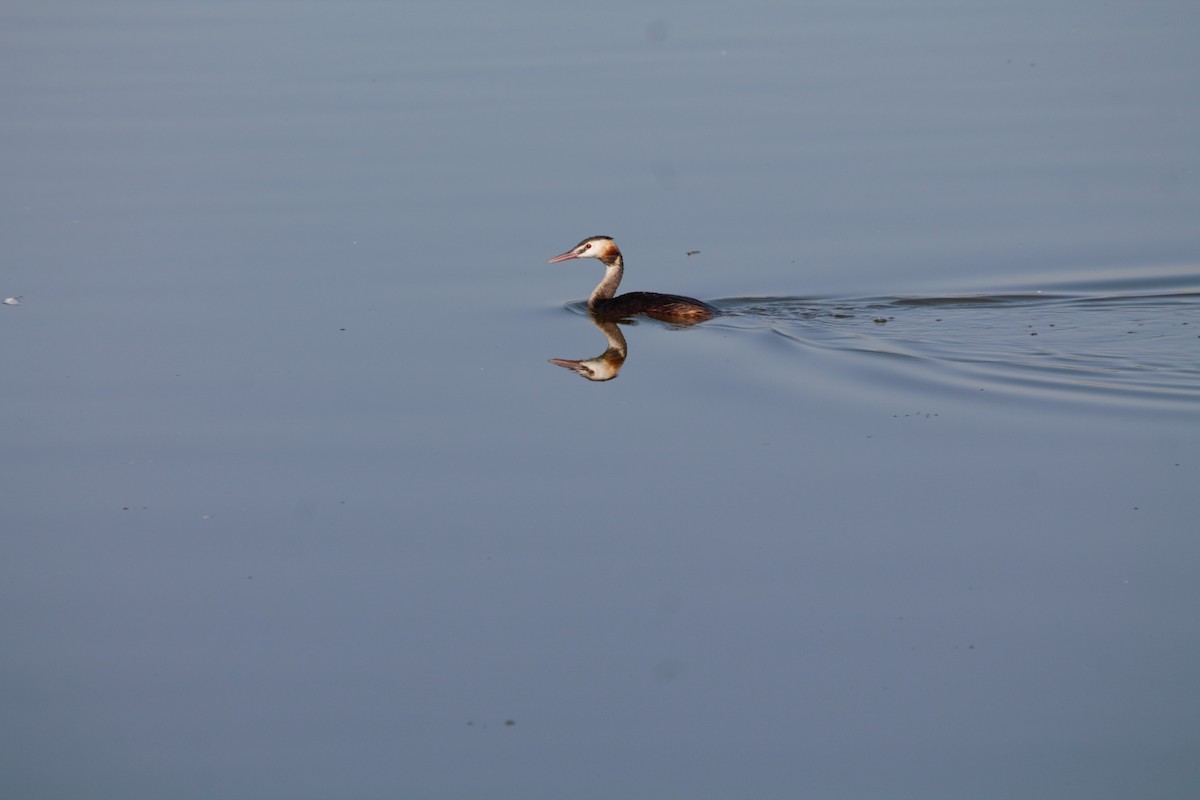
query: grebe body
548 236 716 324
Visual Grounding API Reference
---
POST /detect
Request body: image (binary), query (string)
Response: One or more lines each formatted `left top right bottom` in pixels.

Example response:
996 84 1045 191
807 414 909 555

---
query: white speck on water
2 296 22 306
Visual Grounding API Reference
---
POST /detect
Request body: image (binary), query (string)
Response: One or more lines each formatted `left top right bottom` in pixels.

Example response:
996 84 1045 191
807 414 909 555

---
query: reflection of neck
596 320 628 359
589 252 624 306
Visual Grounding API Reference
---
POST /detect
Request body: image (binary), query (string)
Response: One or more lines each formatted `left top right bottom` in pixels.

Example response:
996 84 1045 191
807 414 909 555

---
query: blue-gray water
3 2 1199 798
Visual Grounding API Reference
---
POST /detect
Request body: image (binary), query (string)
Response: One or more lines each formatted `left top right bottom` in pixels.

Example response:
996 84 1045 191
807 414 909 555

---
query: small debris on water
686 250 700 256
2 296 21 306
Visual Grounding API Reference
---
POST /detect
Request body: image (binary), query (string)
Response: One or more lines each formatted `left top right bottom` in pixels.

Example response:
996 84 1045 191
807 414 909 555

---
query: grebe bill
548 235 716 324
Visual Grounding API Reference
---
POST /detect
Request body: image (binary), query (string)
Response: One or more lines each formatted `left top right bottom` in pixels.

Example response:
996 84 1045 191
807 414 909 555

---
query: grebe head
548 235 618 264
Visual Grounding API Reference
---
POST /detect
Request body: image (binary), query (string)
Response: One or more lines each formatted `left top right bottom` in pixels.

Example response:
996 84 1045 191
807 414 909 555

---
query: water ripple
710 268 1200 411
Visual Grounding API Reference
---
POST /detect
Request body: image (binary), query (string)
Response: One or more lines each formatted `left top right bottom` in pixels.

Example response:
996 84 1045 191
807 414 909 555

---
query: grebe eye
582 243 591 250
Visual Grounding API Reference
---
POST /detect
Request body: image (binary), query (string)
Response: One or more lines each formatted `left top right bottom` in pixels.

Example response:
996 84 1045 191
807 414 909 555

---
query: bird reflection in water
548 319 628 382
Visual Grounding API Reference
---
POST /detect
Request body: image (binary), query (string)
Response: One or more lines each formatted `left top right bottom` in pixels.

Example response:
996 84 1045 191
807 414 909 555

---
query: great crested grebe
548 236 717 324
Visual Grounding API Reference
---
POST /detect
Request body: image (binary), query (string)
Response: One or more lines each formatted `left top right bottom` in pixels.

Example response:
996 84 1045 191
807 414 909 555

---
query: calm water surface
3 2 1199 798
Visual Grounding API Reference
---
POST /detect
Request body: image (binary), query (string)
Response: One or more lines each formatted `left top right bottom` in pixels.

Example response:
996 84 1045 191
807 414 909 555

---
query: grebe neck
589 251 624 307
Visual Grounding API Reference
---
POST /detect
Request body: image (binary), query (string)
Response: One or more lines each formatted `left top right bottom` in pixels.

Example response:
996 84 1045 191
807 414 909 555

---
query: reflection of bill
548 320 627 382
